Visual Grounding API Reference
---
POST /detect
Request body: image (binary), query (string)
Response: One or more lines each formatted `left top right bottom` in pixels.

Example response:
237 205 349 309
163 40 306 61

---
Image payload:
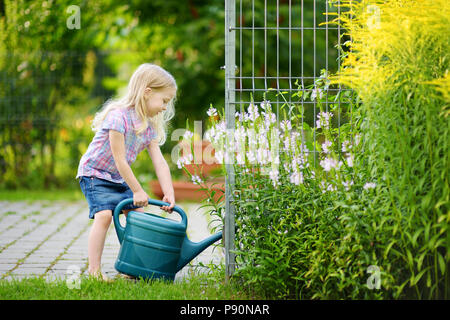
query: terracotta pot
149 180 224 202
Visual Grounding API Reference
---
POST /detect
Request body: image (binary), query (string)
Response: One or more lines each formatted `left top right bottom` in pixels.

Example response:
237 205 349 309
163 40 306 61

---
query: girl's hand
161 194 175 213
133 189 149 207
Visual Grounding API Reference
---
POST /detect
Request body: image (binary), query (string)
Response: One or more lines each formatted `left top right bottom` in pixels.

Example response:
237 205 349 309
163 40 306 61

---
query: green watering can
113 198 222 281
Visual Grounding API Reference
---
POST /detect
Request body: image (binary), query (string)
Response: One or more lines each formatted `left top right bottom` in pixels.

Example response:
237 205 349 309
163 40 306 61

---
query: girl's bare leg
87 210 112 277
88 208 145 278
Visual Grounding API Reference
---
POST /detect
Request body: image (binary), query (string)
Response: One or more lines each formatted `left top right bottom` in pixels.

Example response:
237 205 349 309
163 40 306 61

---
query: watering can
113 198 222 281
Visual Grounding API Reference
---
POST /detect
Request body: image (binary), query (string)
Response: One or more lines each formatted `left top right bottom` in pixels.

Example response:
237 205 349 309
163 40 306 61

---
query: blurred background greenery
0 0 340 191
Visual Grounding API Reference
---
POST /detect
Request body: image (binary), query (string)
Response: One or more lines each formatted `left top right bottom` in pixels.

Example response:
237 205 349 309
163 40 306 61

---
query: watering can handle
113 198 188 244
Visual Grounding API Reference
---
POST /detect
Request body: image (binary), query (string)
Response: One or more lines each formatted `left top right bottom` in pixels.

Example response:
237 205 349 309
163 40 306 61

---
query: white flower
262 111 276 127
246 128 257 147
191 175 203 185
258 133 269 149
246 151 256 163
316 112 333 129
342 140 351 153
269 169 280 187
293 154 306 169
176 154 193 169
207 106 218 117
257 122 269 136
342 180 354 191
204 128 213 142
294 143 309 166
260 100 271 110
176 158 183 169
320 157 338 172
234 126 246 142
214 150 224 164
355 134 361 146
320 181 337 193
236 152 245 165
289 171 303 185
346 154 354 167
216 120 226 133
363 182 376 190
280 120 292 132
207 121 227 146
291 131 301 141
322 140 332 154
235 111 244 122
311 87 324 101
283 136 291 152
256 147 270 165
271 127 281 139
183 130 193 140
246 103 259 122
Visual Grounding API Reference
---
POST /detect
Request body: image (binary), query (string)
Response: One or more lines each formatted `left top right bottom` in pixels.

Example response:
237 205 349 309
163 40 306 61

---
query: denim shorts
78 176 140 219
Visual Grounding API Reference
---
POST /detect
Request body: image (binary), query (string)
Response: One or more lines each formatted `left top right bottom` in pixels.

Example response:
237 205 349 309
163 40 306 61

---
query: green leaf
412 228 423 248
426 270 432 287
384 240 396 259
410 268 428 286
406 250 414 267
417 251 427 271
424 223 431 243
437 252 446 275
396 279 409 297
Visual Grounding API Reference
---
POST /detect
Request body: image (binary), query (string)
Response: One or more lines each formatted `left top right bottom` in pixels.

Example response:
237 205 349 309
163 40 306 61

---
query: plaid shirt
76 107 156 183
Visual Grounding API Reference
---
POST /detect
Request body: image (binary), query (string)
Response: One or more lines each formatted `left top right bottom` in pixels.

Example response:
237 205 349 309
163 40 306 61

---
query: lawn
0 188 85 202
0 271 255 300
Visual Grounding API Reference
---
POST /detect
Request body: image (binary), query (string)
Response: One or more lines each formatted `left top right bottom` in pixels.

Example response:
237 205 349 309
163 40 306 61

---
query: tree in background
0 0 119 188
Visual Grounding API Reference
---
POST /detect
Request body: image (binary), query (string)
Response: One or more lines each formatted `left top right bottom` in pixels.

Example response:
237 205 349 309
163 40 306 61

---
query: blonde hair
91 63 177 145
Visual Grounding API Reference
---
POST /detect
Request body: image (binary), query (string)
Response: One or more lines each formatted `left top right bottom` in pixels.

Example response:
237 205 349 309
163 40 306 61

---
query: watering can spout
176 231 223 272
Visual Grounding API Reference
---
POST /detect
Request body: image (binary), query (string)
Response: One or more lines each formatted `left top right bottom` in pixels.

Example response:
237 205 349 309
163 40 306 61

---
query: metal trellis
224 0 345 279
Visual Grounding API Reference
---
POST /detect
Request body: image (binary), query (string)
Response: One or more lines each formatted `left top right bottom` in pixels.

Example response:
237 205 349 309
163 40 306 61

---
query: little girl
76 63 177 280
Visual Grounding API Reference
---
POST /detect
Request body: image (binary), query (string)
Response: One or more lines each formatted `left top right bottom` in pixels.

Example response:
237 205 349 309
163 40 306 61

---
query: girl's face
144 87 176 117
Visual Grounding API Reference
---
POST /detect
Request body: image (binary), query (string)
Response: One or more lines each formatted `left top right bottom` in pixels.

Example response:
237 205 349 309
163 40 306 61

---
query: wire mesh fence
224 0 351 278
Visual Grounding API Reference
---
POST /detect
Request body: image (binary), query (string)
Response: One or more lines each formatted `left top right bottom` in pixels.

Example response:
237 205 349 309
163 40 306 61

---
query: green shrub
329 0 449 299
181 76 361 299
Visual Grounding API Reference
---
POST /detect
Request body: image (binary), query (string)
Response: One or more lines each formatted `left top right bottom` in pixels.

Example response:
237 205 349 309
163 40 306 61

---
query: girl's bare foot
119 273 137 280
89 270 113 282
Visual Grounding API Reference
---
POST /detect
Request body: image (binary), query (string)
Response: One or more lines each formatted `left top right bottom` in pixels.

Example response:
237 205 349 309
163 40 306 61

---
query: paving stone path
0 200 224 282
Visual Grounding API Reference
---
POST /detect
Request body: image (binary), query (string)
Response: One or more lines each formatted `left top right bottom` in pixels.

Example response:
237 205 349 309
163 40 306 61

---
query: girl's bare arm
147 140 175 212
109 130 148 207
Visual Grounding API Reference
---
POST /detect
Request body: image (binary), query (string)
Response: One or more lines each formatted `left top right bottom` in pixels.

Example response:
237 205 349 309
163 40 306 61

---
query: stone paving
0 200 224 282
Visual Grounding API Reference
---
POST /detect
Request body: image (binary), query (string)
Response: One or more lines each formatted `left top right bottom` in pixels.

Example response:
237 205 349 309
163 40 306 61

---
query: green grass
0 188 85 202
0 272 256 300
